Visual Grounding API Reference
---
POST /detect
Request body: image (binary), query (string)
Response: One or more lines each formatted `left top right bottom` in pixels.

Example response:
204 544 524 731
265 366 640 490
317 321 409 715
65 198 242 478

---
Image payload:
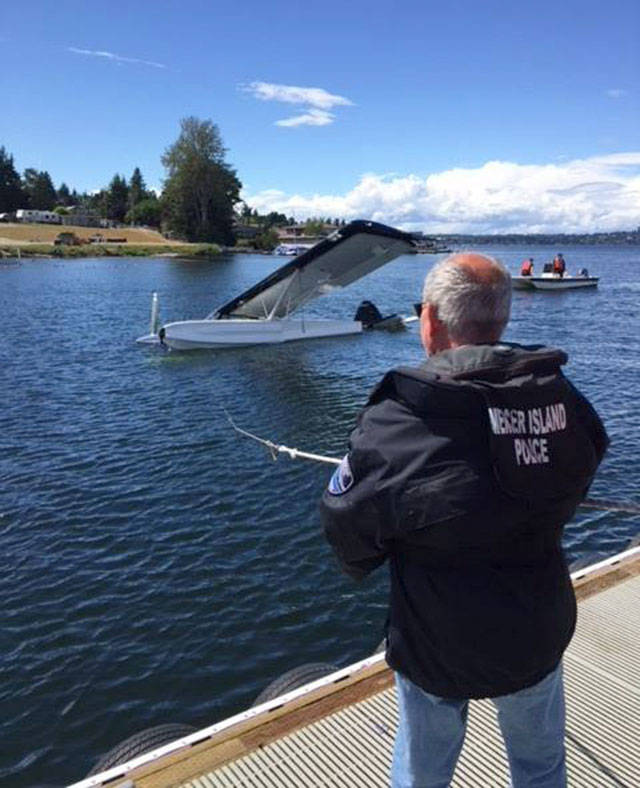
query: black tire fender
87 722 196 776
252 663 339 707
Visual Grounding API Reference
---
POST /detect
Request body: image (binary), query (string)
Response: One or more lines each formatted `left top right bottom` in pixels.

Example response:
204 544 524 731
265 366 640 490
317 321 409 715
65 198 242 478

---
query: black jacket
320 343 608 699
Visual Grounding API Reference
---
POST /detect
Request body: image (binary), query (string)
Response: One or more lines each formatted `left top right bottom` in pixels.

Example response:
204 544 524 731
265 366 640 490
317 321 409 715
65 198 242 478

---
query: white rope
223 408 340 466
223 409 640 515
581 497 640 515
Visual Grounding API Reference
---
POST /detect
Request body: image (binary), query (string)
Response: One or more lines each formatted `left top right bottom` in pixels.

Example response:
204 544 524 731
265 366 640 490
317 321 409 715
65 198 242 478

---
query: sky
1 0 639 233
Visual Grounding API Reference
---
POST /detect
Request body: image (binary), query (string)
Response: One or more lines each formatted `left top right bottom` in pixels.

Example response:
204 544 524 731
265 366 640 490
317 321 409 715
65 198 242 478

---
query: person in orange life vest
520 258 534 276
552 253 566 277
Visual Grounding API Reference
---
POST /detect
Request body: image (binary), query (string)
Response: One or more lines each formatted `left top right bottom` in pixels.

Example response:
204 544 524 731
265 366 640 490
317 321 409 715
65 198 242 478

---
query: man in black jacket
320 253 608 787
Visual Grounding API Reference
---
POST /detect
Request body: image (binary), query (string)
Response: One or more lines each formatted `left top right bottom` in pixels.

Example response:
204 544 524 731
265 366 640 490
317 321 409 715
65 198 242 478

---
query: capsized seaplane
136 220 415 350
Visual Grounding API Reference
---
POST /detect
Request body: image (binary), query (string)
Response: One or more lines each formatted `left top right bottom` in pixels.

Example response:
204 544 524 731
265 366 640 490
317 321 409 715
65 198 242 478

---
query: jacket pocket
398 461 488 532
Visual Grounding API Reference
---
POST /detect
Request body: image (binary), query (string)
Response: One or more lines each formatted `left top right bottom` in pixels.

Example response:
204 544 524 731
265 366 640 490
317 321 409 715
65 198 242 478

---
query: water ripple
0 247 638 785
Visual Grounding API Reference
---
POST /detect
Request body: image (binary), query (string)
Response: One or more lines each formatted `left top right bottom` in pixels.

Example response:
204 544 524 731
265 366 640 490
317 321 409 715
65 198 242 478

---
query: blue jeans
392 663 566 787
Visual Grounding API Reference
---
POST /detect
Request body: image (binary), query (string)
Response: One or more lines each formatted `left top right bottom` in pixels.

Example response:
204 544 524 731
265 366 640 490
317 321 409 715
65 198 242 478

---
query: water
0 246 638 786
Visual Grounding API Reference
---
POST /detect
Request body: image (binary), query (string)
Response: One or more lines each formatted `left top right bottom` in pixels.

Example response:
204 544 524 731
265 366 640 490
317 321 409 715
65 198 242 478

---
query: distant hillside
437 229 640 246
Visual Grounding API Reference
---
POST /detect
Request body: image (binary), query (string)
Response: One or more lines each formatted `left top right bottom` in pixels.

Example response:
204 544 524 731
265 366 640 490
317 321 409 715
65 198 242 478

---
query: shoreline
0 242 223 259
0 244 277 259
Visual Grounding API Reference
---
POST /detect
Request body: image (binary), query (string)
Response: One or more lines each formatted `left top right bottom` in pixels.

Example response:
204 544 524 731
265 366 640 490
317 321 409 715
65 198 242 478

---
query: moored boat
273 243 313 256
513 272 599 291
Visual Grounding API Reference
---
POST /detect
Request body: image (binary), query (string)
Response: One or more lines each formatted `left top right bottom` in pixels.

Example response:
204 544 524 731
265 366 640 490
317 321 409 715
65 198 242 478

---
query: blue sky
2 0 639 232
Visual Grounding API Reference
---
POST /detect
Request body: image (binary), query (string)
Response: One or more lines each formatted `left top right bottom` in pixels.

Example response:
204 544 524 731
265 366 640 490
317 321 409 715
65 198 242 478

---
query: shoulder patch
328 455 354 495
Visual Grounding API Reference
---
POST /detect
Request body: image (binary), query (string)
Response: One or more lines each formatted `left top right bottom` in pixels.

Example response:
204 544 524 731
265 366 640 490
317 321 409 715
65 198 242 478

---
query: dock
71 546 640 788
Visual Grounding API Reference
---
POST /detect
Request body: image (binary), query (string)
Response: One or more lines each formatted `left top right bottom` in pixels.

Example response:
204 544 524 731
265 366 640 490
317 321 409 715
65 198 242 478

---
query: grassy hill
0 223 172 245
0 223 221 258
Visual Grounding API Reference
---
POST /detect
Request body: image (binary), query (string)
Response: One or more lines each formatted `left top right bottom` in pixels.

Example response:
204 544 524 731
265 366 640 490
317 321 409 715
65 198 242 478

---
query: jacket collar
368 343 569 414
420 342 568 384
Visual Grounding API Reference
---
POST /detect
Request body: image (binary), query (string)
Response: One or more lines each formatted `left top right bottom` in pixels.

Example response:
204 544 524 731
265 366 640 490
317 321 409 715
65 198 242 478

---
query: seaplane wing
214 220 416 320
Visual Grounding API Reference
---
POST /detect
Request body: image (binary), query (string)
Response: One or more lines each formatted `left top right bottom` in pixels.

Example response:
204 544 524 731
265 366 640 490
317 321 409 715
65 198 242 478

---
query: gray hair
422 253 512 344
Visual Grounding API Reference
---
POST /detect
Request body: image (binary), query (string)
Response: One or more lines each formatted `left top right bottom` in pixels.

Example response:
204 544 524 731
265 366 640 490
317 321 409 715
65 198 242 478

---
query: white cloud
241 81 353 127
242 152 640 233
67 47 166 69
606 88 627 99
276 109 335 127
243 82 353 110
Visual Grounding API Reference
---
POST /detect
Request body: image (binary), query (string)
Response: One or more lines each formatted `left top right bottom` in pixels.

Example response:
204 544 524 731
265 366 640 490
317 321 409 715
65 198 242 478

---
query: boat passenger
520 257 534 276
553 253 566 277
320 252 608 788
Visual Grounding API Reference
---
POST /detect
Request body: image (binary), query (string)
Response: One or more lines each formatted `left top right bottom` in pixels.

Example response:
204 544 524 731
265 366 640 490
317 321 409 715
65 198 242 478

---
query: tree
126 196 162 227
22 169 38 206
304 218 326 236
57 182 72 206
253 228 279 251
22 168 57 210
82 189 104 214
128 167 147 211
161 117 242 244
103 174 129 222
0 147 24 212
263 211 289 228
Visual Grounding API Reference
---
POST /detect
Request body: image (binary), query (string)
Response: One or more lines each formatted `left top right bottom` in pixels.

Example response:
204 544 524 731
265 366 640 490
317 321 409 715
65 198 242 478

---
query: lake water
1 245 638 786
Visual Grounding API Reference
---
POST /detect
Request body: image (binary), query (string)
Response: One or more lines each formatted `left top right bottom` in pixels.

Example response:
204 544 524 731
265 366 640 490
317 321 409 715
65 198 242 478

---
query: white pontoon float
136 221 415 349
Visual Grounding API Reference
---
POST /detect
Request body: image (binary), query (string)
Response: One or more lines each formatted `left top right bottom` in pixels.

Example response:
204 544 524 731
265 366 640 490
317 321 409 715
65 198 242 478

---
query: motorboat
412 241 452 254
136 220 415 349
512 270 599 291
274 243 313 256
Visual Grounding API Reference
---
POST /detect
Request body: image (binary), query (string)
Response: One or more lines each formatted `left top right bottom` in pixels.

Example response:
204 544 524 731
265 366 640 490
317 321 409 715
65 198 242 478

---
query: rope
223 408 341 466
580 497 640 515
223 410 640 514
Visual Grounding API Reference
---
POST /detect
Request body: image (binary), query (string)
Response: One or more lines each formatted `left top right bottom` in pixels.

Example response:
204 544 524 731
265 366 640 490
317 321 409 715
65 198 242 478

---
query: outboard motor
354 300 384 328
578 267 589 277
354 300 404 332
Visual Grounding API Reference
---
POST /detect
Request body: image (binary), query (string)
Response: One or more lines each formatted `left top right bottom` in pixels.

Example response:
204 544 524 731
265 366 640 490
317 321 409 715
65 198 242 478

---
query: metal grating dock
183 573 640 788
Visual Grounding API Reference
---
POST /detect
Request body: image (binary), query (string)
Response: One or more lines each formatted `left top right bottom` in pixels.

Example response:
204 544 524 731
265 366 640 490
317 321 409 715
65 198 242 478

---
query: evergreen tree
103 174 129 222
161 117 241 243
38 172 57 210
22 169 38 206
128 167 147 210
22 169 57 210
57 183 72 206
0 147 24 212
